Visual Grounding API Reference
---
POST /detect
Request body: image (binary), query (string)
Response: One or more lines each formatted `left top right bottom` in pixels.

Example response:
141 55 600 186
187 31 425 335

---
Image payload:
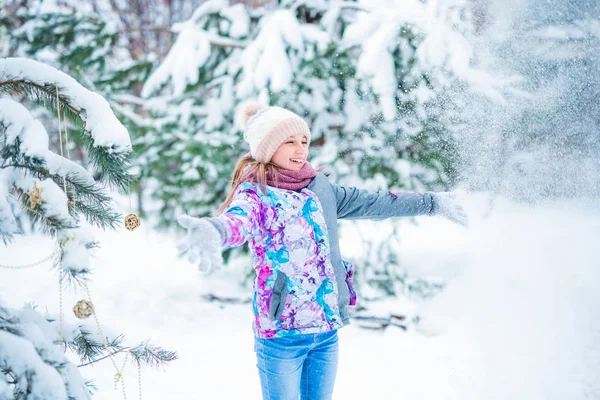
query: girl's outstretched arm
177 183 263 272
331 183 468 226
205 183 263 248
332 183 434 220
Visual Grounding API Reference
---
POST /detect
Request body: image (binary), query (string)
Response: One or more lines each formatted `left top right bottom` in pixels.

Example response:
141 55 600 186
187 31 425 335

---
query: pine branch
7 160 121 230
0 77 136 194
83 380 98 397
129 341 178 369
81 133 136 194
0 79 82 123
12 13 117 76
73 336 177 370
68 328 126 366
77 348 129 368
55 240 99 287
0 232 15 245
3 133 123 230
12 183 78 237
70 199 121 231
1 367 17 385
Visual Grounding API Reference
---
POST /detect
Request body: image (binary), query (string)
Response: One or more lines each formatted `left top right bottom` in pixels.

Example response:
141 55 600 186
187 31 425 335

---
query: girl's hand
176 215 224 273
429 192 469 227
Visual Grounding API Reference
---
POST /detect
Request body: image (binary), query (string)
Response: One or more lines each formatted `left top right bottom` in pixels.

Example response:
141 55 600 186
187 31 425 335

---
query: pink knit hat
237 102 311 164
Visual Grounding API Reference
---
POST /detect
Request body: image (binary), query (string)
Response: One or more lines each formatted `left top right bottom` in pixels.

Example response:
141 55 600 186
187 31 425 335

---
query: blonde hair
214 154 279 215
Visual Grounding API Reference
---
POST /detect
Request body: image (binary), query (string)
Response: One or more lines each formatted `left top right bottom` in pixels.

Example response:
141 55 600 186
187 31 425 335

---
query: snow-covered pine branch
0 303 179 399
0 98 120 241
0 57 134 193
341 0 512 118
141 1 249 98
237 9 304 98
0 304 92 400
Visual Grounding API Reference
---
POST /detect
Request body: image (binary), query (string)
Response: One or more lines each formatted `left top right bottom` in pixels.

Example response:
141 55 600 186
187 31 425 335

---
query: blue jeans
254 330 339 400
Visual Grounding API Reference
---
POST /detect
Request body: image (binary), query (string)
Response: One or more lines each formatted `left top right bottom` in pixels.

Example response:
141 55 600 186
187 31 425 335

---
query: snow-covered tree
0 57 176 399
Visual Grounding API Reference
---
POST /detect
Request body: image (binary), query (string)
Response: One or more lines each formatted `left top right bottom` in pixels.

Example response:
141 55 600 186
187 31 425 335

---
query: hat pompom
237 101 267 129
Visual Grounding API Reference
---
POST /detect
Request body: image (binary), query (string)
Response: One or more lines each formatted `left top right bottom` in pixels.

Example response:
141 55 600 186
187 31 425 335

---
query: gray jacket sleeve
331 183 434 220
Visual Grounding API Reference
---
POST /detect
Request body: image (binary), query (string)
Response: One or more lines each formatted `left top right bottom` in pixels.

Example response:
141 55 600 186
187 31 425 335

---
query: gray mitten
176 215 224 273
429 192 469 227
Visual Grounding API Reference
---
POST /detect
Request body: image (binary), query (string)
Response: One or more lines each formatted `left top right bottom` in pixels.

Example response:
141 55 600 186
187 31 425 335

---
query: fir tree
0 57 176 399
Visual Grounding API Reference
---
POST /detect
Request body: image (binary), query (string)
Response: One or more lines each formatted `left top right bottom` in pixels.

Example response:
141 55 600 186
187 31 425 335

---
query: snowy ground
1 193 599 399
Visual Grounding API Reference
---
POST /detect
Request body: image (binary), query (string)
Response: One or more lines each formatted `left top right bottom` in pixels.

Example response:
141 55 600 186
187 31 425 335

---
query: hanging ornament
27 182 44 209
124 213 141 231
73 299 94 319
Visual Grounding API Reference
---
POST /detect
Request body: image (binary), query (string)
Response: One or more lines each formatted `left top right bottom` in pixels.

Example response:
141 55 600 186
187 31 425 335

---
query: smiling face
270 132 309 171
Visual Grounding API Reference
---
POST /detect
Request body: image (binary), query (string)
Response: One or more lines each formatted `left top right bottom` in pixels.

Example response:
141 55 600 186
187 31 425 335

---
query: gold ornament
73 299 94 319
124 214 141 231
27 182 44 209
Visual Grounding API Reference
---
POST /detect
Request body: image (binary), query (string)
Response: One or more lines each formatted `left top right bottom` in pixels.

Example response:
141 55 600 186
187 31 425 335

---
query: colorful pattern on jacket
212 182 344 339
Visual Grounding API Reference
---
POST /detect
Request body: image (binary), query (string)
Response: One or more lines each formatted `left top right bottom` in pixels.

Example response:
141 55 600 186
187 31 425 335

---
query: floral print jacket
207 173 435 339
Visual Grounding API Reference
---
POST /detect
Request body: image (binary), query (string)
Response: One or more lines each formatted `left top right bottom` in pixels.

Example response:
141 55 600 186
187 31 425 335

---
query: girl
176 103 468 400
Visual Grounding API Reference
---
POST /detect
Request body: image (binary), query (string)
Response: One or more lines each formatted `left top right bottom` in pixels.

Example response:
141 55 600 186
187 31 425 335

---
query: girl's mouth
290 158 304 165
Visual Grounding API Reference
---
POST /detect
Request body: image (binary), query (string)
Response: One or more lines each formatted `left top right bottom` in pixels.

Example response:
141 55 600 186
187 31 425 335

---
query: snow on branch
0 99 97 189
238 9 304 97
342 1 517 119
0 304 91 400
0 58 135 193
0 99 124 235
142 27 213 98
142 1 249 97
0 57 132 155
0 100 75 230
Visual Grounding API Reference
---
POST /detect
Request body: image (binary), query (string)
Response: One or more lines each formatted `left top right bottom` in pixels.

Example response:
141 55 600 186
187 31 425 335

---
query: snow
0 304 92 399
11 174 73 224
141 0 247 98
0 173 19 237
1 194 598 399
0 98 98 226
57 227 97 275
133 0 510 212
238 10 304 95
142 27 212 98
221 4 250 39
0 99 97 188
0 330 68 399
0 58 131 154
343 0 511 117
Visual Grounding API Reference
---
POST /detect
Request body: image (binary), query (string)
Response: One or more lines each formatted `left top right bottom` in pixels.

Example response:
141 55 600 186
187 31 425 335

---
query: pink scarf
267 162 317 191
241 159 317 191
